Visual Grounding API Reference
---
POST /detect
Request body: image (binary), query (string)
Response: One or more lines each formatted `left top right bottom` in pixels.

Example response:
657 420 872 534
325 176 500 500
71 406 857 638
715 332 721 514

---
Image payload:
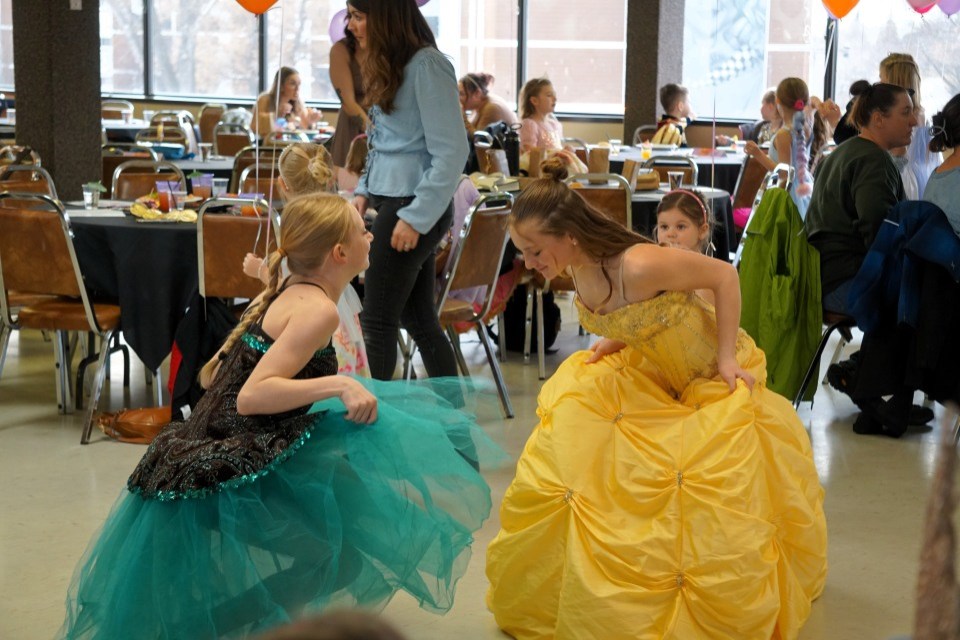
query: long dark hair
350 0 436 114
267 66 299 112
512 157 652 304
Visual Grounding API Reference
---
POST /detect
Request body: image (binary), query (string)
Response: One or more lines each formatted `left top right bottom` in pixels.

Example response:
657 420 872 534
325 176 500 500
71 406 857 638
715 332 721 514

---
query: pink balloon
328 8 348 43
905 0 940 13
939 0 960 14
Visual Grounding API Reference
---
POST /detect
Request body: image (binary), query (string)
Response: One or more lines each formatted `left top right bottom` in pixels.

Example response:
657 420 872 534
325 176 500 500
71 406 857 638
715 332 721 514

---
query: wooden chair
197 197 281 305
111 160 186 200
198 103 226 144
684 122 742 149
730 154 769 217
101 99 135 121
101 145 160 195
642 155 699 186
0 166 59 202
238 163 284 204
0 145 41 170
214 123 256 157
0 193 123 443
561 137 589 164
632 124 658 145
434 192 515 418
230 146 282 192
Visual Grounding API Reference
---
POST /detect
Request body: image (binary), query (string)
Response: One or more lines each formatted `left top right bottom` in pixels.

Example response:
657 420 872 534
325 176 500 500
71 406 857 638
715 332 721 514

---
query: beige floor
0 296 954 640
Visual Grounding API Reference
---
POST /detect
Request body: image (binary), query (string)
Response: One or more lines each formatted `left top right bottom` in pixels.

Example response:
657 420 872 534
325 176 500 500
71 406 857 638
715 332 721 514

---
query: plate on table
649 143 678 151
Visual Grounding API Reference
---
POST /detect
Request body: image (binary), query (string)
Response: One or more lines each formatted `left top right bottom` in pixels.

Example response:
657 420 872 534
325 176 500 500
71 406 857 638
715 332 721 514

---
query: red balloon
906 0 940 12
235 0 279 15
821 0 860 18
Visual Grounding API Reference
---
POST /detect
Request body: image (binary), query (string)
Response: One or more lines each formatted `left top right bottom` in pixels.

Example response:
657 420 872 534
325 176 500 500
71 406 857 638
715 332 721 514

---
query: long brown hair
199 194 354 383
776 77 828 171
351 0 436 114
512 156 652 304
519 78 552 119
267 66 300 114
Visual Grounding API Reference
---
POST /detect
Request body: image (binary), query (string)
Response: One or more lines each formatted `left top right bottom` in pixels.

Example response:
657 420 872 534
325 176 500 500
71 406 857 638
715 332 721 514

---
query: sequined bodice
128 323 338 500
576 290 754 395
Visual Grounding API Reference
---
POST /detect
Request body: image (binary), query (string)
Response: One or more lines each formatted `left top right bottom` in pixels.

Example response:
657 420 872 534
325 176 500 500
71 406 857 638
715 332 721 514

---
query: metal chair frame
641 155 700 186
731 162 795 267
0 165 59 200
111 160 186 199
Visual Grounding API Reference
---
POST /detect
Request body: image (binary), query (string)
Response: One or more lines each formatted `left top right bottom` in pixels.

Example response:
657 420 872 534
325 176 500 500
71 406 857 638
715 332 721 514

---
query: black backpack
501 286 562 353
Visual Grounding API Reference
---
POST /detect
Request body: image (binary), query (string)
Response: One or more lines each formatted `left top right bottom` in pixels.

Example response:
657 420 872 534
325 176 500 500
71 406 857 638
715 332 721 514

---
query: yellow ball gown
486 291 827 640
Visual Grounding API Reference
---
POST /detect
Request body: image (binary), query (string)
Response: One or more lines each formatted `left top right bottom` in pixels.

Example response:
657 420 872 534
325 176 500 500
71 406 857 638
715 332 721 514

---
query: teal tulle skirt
58 378 501 640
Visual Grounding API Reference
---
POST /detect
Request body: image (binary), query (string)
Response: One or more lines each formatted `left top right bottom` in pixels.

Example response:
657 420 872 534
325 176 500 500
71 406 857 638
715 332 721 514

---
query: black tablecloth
630 188 734 260
71 216 198 371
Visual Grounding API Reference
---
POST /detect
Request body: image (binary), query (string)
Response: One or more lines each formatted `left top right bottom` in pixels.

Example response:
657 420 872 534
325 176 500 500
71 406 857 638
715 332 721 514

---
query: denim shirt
356 47 468 235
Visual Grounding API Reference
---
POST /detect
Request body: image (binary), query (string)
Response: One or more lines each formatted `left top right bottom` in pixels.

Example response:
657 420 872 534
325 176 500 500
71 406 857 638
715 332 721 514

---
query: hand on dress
719 357 755 393
585 338 627 364
340 377 378 424
392 218 420 253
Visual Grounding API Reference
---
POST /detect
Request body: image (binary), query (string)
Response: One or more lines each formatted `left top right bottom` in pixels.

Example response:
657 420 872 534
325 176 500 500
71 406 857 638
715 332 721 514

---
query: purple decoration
939 0 960 15
417 0 431 5
328 8 348 43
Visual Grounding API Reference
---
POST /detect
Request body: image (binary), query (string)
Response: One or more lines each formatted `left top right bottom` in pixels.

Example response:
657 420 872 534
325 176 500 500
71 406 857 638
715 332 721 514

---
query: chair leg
446 326 471 377
476 322 514 419
81 330 115 445
523 284 534 363
820 336 849 385
497 313 507 363
0 325 10 381
793 323 844 409
75 334 100 410
53 331 72 414
399 330 416 380
535 288 546 380
153 367 164 406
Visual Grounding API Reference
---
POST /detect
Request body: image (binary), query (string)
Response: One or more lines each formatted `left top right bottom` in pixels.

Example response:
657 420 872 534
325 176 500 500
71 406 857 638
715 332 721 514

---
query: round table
68 209 198 371
631 186 734 260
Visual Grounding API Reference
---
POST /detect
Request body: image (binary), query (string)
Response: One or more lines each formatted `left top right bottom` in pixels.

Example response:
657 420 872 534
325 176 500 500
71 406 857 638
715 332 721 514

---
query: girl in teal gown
58 194 496 640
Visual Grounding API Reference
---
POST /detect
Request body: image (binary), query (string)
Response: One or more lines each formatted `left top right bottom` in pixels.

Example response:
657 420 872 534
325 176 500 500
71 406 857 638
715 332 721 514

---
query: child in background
338 133 368 195
655 188 717 305
744 77 827 218
518 77 563 153
242 142 368 377
655 83 694 145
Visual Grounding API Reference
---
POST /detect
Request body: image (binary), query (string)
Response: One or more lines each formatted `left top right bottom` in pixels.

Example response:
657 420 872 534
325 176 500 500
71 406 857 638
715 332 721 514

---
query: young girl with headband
656 188 717 304
486 155 826 640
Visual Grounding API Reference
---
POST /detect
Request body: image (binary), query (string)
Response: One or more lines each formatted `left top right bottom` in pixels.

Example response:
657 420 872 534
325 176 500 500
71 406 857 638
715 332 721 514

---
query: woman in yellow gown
485 159 828 640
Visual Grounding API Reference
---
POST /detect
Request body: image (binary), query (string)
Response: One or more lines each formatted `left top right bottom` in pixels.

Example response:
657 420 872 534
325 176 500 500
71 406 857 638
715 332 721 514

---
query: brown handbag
97 406 172 444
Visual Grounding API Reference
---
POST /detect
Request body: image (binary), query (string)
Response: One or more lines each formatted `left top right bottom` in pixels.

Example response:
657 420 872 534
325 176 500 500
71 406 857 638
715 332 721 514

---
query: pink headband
668 189 708 226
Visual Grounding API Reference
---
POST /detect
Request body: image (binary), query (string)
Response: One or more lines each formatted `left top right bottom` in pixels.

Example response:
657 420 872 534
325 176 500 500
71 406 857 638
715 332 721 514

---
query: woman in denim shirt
350 0 468 379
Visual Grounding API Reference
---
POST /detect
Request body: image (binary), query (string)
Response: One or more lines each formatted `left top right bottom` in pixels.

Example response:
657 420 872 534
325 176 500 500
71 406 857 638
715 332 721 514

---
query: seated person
518 77 563 153
718 90 781 146
921 93 960 234
459 72 518 135
253 66 322 136
833 79 871 145
655 83 694 145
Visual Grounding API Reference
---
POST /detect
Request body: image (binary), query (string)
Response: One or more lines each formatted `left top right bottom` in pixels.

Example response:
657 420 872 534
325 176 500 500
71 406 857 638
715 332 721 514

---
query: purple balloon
940 0 960 14
417 0 430 5
328 8 348 43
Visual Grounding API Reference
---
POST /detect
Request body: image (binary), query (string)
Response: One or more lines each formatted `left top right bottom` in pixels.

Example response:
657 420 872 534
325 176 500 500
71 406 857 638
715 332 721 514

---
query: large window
682 0 828 120
0 0 13 89
101 0 145 94
836 1 959 119
266 0 337 103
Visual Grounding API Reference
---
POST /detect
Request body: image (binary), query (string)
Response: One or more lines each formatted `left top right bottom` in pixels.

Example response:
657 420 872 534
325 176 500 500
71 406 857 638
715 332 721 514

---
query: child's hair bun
539 156 569 182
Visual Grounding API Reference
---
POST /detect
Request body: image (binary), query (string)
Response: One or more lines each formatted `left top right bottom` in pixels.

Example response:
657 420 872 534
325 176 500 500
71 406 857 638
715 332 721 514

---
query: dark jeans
822 278 854 316
361 194 457 380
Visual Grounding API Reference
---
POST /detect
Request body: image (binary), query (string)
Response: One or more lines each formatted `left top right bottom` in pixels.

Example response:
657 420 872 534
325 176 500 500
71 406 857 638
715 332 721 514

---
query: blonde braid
198 250 285 384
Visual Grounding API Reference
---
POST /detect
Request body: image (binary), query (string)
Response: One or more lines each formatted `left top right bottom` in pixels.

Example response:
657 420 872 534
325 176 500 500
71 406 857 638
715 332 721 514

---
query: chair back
102 146 160 194
633 125 658 145
732 162 795 267
141 110 198 155
231 146 282 192
730 153 769 212
0 194 108 335
220 108 253 128
565 173 633 230
437 193 513 322
215 123 255 156
238 163 284 202
684 122 741 149
0 145 41 169
197 197 281 300
642 155 699 186
198 103 226 143
112 160 186 200
0 166 59 200
561 137 589 164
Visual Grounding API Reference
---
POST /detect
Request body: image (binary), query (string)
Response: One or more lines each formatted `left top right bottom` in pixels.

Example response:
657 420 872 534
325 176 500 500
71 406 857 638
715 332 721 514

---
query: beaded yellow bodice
576 290 755 395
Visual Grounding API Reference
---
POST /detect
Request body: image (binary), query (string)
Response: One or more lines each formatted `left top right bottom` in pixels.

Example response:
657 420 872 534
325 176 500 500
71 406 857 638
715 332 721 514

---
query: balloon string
709 0 718 192
253 3 285 257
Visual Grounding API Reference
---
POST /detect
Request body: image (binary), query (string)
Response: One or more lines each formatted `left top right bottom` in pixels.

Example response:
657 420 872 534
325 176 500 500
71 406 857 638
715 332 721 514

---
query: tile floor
0 294 955 639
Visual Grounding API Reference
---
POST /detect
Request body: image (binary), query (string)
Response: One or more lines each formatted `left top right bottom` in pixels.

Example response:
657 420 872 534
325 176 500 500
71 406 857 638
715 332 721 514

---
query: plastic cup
192 174 214 200
609 139 622 155
198 143 212 162
81 185 100 210
668 171 684 191
640 144 652 161
172 184 188 211
156 181 171 212
212 177 229 197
